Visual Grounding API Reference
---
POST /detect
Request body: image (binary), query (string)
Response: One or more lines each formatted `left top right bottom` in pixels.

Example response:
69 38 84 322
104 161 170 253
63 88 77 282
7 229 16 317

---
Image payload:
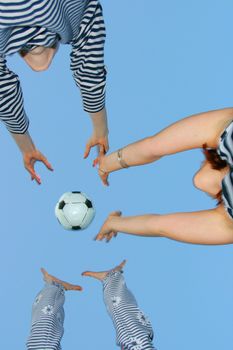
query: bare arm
84 107 109 160
11 131 36 154
95 206 233 245
98 108 233 184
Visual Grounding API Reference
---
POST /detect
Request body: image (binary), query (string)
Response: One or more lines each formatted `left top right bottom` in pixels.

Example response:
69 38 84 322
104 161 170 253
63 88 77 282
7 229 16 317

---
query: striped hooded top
0 0 106 133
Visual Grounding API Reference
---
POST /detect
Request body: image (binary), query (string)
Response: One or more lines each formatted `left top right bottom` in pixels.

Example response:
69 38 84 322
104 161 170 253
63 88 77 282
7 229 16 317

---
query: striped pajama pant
26 272 155 350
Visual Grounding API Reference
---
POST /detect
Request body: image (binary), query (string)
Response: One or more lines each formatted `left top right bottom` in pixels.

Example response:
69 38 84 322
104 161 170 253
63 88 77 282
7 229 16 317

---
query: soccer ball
55 191 95 230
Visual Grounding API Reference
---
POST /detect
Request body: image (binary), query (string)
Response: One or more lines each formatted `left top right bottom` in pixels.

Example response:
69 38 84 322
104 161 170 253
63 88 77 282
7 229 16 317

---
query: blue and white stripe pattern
26 282 65 350
27 273 155 350
70 1 106 113
103 271 155 350
0 0 106 133
218 120 233 219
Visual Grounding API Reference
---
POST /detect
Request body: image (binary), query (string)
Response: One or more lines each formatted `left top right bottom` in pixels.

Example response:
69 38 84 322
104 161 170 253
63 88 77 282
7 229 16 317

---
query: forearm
10 131 35 154
101 136 162 173
105 207 233 245
101 107 233 173
89 107 108 136
110 214 163 237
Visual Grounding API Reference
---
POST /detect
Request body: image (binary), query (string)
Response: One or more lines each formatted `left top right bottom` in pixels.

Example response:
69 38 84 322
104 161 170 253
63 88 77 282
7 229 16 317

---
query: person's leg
83 261 156 350
26 269 82 350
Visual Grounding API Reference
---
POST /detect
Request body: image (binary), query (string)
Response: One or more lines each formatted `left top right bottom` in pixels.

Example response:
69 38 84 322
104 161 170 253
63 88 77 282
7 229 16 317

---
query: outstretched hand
84 133 109 164
95 211 122 242
23 149 53 184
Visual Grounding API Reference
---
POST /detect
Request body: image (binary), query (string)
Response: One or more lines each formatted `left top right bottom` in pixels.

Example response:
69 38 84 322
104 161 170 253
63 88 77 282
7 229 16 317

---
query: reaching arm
95 206 233 245
70 3 108 160
98 108 233 185
0 55 29 133
0 56 53 183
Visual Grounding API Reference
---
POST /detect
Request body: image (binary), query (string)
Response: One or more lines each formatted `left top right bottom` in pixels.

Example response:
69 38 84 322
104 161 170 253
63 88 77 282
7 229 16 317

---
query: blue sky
1 0 233 349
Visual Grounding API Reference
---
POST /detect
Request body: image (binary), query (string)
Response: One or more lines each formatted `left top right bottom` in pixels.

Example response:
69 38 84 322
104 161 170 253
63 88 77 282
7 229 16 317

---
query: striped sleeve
217 121 233 219
26 282 65 350
103 271 155 350
70 1 106 113
0 55 29 133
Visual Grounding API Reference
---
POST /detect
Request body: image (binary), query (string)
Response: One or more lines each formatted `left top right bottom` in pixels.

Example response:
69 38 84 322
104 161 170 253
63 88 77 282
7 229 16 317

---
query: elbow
145 214 165 237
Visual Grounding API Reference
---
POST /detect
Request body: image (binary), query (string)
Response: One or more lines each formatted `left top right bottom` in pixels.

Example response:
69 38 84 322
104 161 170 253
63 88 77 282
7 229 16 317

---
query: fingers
95 230 118 242
93 157 99 167
26 164 41 184
95 211 122 242
84 134 109 160
40 154 53 171
106 231 117 243
84 142 91 159
110 210 122 217
24 150 53 185
98 169 109 186
98 144 106 158
104 138 109 153
94 228 106 241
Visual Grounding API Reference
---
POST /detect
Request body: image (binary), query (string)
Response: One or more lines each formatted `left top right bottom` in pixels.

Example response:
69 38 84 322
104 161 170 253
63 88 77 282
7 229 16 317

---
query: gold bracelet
117 148 129 168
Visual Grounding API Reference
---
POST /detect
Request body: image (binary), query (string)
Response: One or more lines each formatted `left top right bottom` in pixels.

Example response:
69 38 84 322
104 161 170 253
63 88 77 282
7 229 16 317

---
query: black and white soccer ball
55 191 95 230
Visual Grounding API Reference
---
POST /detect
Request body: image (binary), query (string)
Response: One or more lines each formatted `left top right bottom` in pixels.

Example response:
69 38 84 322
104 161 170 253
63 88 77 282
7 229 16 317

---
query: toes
119 259 127 269
40 267 49 278
82 271 94 278
81 271 107 281
72 285 83 291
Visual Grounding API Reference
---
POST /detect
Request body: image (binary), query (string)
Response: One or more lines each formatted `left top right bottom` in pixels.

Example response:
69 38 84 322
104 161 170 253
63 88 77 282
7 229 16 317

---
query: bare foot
41 268 83 291
82 259 126 281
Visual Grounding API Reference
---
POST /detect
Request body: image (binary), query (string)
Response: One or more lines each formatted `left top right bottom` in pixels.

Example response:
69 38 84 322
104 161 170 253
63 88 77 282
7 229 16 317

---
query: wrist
93 125 109 138
11 131 36 154
117 148 129 168
90 107 108 134
100 152 121 173
108 215 121 232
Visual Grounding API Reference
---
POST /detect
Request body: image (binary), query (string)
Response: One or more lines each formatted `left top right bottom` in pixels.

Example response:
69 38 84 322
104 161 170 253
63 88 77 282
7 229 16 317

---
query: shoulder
215 205 233 232
217 120 233 168
219 119 233 142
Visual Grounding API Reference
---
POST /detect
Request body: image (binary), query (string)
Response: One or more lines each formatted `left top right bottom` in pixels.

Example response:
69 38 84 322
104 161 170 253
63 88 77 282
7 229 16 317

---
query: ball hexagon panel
63 203 88 226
